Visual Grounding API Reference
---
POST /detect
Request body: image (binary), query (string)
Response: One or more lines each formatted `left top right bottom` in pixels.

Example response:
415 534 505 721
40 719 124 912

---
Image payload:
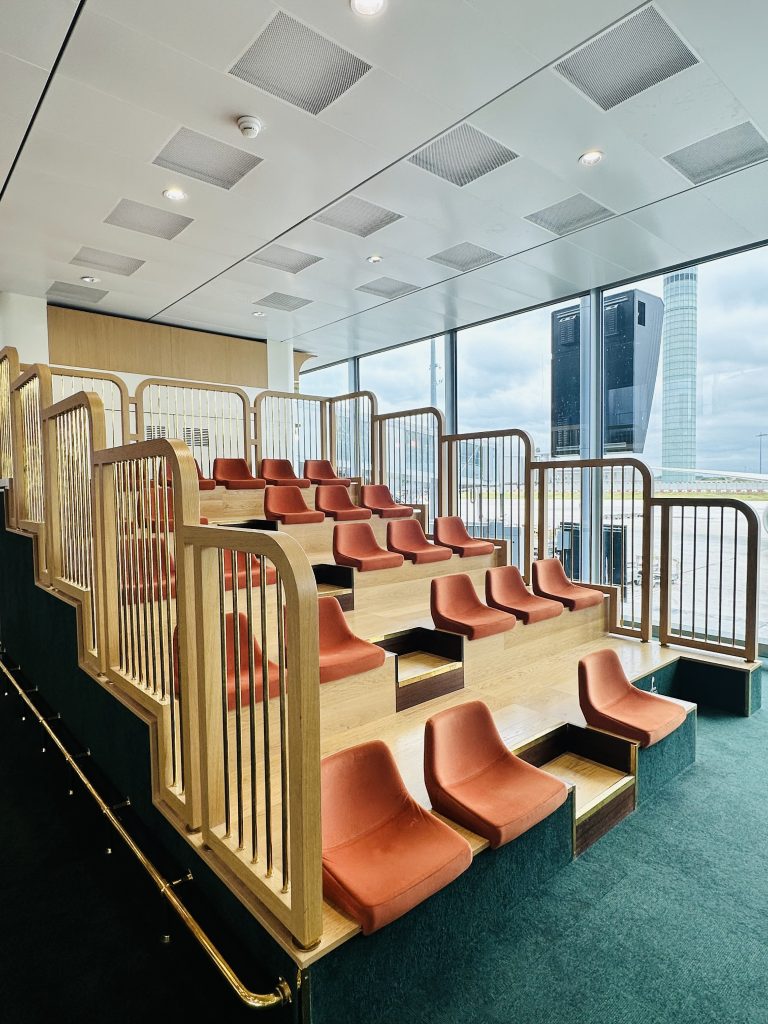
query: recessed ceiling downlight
252 310 266 317
578 150 604 167
80 275 100 283
163 187 187 201
350 0 385 15
367 255 382 264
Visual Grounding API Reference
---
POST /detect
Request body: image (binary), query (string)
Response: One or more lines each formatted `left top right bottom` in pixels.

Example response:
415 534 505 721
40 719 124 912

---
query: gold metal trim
576 775 636 824
0 659 291 1012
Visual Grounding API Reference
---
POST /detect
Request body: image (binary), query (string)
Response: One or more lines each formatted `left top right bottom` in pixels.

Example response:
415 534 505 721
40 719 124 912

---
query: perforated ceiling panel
104 199 192 240
229 11 371 115
47 281 108 303
70 246 145 276
249 243 322 274
554 6 698 110
664 122 768 184
254 292 313 311
356 277 419 299
427 242 502 272
525 193 614 235
409 123 518 186
314 195 402 237
153 127 262 189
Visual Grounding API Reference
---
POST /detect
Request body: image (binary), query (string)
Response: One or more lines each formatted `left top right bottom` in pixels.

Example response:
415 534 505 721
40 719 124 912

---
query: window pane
457 298 590 458
299 360 349 396
359 336 446 414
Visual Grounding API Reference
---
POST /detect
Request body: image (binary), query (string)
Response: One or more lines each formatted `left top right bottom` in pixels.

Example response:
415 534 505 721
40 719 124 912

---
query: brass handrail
0 659 292 1012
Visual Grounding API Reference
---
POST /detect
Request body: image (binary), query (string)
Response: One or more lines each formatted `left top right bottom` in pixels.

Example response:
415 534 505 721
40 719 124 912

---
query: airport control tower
662 269 698 480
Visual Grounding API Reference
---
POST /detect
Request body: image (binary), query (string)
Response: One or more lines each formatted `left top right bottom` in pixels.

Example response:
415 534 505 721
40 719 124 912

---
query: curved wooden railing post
653 496 759 662
0 346 21 529
372 406 446 532
42 391 107 671
135 378 252 476
443 428 534 575
531 456 654 641
11 363 53 582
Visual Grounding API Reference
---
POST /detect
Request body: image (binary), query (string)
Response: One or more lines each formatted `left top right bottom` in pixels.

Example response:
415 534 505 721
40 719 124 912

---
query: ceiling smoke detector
237 115 263 139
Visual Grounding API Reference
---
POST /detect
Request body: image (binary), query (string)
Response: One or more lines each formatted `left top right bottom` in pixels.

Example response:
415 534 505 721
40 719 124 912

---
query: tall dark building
551 290 663 456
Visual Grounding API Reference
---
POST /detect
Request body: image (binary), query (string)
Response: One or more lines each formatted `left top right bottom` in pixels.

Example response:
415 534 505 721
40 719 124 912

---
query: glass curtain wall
299 359 350 396
601 248 768 644
358 335 447 414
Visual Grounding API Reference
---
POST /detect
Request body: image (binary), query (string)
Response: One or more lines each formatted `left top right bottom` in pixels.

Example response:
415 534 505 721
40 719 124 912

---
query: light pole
759 433 768 475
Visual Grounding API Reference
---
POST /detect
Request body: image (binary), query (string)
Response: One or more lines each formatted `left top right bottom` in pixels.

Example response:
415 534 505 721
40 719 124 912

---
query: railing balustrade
654 497 759 662
51 368 130 448
445 429 534 574
374 406 445 532
11 364 52 581
328 391 377 484
254 390 327 471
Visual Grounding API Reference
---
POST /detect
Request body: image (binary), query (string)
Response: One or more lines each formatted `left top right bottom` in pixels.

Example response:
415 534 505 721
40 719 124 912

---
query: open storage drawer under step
375 627 464 711
513 724 637 855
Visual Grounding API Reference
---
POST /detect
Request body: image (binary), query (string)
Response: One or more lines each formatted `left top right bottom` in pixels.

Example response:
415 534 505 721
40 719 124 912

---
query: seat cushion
406 545 452 564
224 478 265 490
433 606 515 640
374 505 413 519
319 639 385 684
274 510 324 525
311 476 352 487
585 689 687 747
430 753 568 848
487 592 563 624
266 476 311 488
197 480 216 491
329 507 372 522
452 539 495 557
322 803 472 934
348 551 404 571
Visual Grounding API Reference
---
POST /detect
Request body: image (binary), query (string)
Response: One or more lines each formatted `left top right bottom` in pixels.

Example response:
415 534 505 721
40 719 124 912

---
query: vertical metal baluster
115 463 128 674
732 510 739 647
678 506 685 637
153 460 167 702
259 555 273 877
275 575 289 893
128 462 140 681
231 549 244 850
245 553 258 863
691 506 698 640
162 459 178 789
704 507 711 643
218 549 231 838
138 462 152 690
718 506 724 645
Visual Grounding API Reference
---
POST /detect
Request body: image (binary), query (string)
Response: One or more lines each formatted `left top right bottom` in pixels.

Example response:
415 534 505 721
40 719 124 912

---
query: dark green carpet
3 674 768 1023
399 707 768 1024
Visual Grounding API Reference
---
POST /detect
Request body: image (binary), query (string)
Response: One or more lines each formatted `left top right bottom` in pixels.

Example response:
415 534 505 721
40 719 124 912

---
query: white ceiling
1 0 768 368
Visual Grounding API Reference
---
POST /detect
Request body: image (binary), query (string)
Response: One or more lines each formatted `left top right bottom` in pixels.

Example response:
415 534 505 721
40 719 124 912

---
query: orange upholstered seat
260 458 310 488
485 566 563 624
173 613 279 710
532 558 604 611
579 649 686 747
194 460 216 491
430 574 516 640
433 516 495 557
333 522 404 571
304 459 352 487
321 740 472 934
360 484 413 518
222 549 276 589
264 485 324 525
212 458 265 490
318 596 385 683
315 485 371 522
387 518 452 564
424 701 568 848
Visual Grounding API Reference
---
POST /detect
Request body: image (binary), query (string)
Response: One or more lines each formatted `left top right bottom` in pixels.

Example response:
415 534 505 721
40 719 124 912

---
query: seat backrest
361 484 395 506
431 573 484 618
194 459 209 481
578 648 631 710
264 485 308 515
318 595 356 649
434 516 470 546
321 740 410 850
333 522 380 558
387 518 426 549
425 701 508 790
305 459 335 478
316 484 354 513
261 458 297 479
213 457 251 481
532 557 570 592
486 565 526 604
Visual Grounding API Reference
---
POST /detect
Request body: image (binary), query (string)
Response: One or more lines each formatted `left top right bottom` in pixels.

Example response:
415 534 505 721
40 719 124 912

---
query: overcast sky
306 245 768 478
